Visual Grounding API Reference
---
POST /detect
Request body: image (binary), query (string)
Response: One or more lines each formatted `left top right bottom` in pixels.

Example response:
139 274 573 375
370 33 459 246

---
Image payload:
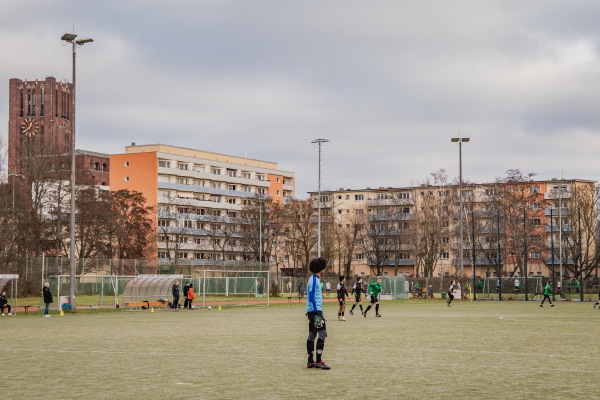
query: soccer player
593 287 600 309
306 257 331 370
363 277 382 317
447 280 455 307
349 276 365 315
336 276 349 321
540 281 555 307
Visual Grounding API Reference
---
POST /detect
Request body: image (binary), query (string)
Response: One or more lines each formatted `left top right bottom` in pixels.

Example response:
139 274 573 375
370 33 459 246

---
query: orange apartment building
110 144 295 268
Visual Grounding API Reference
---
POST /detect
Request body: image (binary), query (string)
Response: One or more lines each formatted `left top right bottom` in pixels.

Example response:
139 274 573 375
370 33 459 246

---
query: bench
22 305 36 314
125 300 170 309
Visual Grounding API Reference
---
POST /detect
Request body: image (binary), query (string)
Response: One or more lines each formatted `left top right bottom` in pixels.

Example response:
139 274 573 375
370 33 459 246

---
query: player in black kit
337 276 349 321
348 276 365 316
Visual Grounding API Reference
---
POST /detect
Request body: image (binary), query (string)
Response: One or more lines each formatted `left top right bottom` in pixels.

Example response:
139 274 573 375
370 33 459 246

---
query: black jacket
43 287 53 303
172 284 180 297
0 295 8 306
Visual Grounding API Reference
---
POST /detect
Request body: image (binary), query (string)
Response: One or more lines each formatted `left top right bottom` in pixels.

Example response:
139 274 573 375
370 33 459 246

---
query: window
177 178 189 185
158 235 169 242
227 198 236 204
532 218 541 226
212 182 222 189
530 203 541 210
439 190 447 197
442 236 449 244
276 177 280 183
441 252 449 259
227 169 237 177
337 195 342 200
212 196 221 202
243 186 251 193
276 190 280 196
355 194 364 201
159 160 171 168
195 165 206 173
257 174 265 181
529 186 540 194
178 163 188 170
125 161 130 167
531 235 542 243
356 209 364 215
257 188 266 195
179 236 188 244
158 220 169 227
124 176 130 182
195 252 205 260
158 251 169 259
227 184 236 191
211 168 221 175
398 192 410 199
345 195 350 200
242 172 251 179
356 253 364 260
177 252 188 259
181 220 193 228
530 251 542 259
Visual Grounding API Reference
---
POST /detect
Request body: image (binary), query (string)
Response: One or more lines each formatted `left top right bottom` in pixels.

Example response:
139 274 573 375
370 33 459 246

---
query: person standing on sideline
540 281 555 307
336 276 349 321
187 283 195 309
325 281 331 296
306 257 331 370
447 280 456 307
0 291 12 316
43 282 53 317
593 286 600 309
183 281 191 309
363 277 383 317
514 277 520 294
349 276 365 315
172 281 180 311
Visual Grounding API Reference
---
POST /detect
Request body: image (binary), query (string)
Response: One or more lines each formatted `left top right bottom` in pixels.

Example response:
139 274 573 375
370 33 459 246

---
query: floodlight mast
311 139 329 258
61 32 93 311
451 137 470 280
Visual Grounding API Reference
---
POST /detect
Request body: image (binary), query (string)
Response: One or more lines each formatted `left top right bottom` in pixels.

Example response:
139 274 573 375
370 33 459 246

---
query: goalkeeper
305 257 331 370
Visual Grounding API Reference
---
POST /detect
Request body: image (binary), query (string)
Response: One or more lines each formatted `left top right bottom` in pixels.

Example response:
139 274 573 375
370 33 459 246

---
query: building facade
109 144 295 268
310 179 597 280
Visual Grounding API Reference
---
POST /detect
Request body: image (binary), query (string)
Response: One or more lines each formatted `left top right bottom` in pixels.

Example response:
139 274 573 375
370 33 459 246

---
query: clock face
21 117 39 137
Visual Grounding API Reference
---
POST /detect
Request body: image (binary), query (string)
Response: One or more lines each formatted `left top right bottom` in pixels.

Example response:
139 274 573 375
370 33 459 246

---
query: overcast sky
2 1 599 197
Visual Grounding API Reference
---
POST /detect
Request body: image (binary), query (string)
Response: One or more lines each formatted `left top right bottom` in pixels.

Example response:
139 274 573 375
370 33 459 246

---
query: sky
1 1 600 197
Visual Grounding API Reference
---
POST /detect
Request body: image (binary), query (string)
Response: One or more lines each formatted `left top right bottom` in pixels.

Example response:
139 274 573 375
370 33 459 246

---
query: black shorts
338 298 345 306
369 295 378 304
354 295 361 303
448 292 454 300
307 311 327 333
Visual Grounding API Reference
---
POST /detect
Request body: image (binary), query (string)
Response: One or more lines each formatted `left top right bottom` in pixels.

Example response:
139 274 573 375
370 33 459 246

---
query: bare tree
282 199 318 274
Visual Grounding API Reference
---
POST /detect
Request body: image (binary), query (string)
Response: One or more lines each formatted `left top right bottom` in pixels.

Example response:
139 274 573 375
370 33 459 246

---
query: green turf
0 300 598 400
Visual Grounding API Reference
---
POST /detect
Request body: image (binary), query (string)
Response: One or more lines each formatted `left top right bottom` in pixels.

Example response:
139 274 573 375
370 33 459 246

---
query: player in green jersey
363 277 382 318
540 281 555 307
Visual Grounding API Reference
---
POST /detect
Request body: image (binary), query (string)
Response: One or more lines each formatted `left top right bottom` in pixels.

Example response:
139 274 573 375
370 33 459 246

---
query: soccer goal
195 270 270 308
367 275 408 300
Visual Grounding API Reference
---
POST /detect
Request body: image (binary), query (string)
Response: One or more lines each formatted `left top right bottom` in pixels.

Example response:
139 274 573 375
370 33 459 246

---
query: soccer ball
207 306 212 310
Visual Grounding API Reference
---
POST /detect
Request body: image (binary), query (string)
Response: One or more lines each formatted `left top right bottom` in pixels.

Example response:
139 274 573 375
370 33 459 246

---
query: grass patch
1 300 598 400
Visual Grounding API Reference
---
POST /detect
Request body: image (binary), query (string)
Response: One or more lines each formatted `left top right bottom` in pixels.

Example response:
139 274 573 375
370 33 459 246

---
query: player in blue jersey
305 257 331 370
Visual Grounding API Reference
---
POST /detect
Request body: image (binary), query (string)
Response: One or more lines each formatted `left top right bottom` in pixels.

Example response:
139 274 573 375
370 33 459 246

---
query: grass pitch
0 300 598 400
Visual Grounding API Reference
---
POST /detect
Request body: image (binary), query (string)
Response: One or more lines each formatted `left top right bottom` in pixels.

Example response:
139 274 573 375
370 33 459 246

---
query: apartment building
110 144 295 267
310 179 596 279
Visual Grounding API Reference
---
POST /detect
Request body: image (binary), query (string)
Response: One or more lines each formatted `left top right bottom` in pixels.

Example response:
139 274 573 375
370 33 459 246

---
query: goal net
195 270 270 308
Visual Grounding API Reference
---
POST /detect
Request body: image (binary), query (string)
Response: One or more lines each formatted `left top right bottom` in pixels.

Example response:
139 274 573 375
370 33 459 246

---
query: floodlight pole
61 32 93 311
451 137 469 278
311 139 329 258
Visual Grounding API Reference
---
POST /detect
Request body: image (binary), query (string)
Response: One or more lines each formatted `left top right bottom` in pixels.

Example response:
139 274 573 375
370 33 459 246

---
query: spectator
183 281 191 309
172 281 180 311
514 277 520 294
43 282 53 317
0 291 12 316
187 283 195 309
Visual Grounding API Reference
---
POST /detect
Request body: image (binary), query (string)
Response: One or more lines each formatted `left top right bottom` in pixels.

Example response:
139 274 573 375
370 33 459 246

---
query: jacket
43 287 53 303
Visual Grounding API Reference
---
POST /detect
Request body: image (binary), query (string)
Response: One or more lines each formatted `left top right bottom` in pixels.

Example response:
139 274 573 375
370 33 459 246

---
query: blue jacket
306 274 322 313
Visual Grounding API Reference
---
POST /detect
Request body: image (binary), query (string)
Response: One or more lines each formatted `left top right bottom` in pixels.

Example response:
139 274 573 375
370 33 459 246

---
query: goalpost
196 270 270 308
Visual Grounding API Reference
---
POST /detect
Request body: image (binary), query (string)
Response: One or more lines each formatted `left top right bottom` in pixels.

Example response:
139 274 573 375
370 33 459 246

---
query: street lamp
61 32 94 311
311 139 329 258
451 137 469 278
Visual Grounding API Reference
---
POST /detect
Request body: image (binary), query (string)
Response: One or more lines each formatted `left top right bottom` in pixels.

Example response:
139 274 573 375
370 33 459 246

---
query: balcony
544 208 571 216
545 224 573 232
366 198 414 206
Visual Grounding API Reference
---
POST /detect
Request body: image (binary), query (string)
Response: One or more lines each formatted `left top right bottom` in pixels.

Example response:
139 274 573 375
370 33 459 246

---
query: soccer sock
376 304 379 314
316 338 325 362
307 340 315 363
365 305 371 313
359 304 363 312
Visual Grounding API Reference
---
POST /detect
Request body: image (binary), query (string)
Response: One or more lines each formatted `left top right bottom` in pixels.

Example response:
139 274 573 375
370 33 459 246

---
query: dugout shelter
122 274 183 309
